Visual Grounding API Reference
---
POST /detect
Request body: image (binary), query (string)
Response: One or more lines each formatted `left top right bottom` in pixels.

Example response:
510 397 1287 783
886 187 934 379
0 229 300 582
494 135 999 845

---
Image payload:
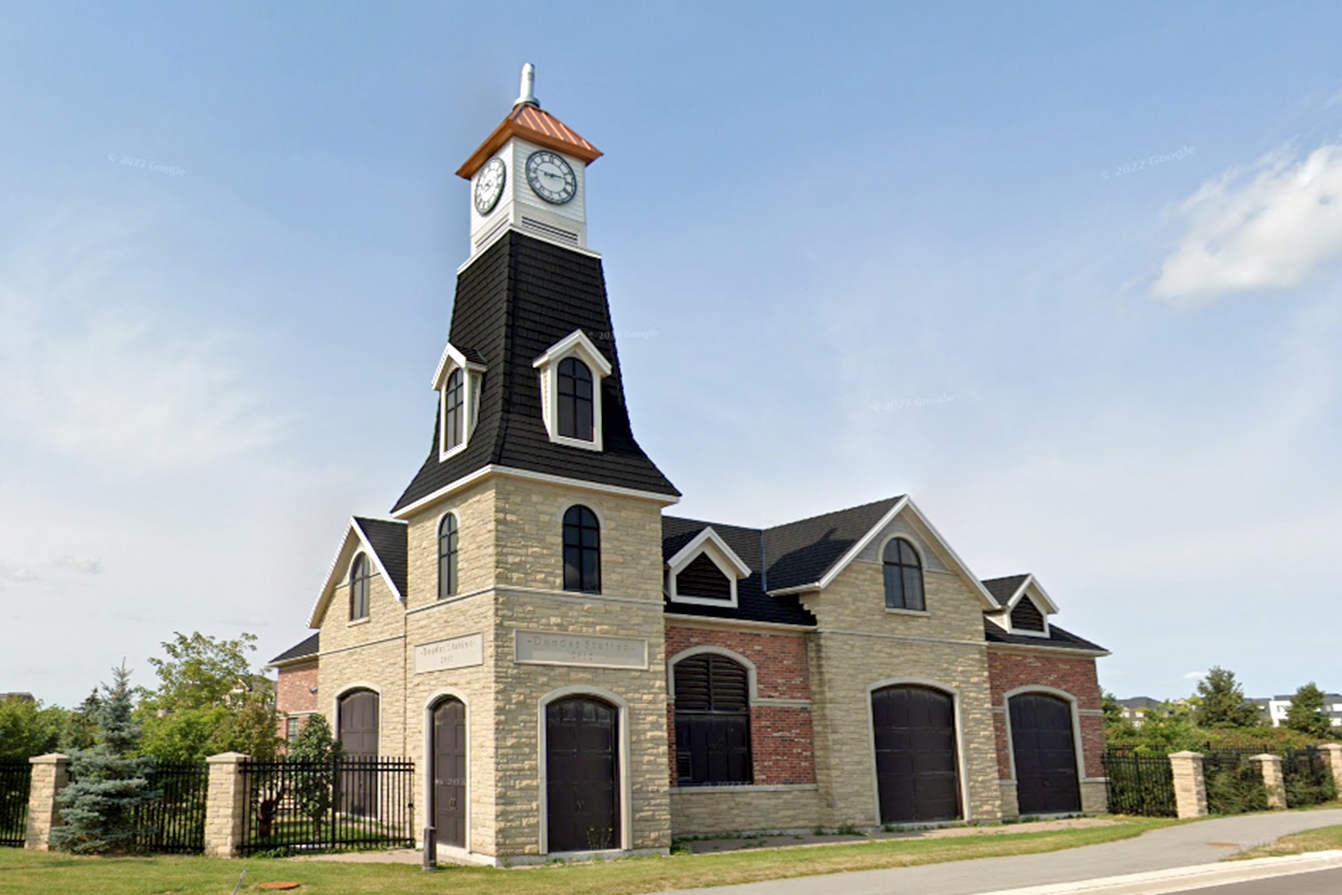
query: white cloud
0 564 39 584
54 556 103 575
1183 670 1210 682
1153 141 1342 302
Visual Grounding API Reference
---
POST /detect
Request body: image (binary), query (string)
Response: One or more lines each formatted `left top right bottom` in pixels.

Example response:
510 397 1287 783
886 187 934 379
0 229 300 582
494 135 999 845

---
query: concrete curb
972 850 1342 895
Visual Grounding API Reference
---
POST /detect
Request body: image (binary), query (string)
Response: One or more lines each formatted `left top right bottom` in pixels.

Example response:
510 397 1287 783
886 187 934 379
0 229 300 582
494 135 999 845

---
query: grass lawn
1236 823 1342 860
0 818 1173 895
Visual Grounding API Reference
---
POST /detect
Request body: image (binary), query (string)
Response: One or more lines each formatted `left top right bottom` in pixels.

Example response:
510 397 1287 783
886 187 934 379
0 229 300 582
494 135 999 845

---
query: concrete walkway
663 809 1342 895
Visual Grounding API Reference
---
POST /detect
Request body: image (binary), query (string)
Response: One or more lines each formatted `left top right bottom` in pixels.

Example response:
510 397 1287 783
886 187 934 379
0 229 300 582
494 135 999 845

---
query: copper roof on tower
457 103 602 179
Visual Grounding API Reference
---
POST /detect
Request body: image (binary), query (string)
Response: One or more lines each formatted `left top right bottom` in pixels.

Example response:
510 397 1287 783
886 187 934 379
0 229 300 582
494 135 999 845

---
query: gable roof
662 516 816 627
457 103 602 179
981 575 1031 606
982 573 1059 615
392 232 679 515
666 527 752 578
270 632 319 666
307 517 409 628
762 497 904 592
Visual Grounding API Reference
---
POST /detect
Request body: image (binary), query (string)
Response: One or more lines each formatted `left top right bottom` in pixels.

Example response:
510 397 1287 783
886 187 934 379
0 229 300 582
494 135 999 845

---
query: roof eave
456 119 603 180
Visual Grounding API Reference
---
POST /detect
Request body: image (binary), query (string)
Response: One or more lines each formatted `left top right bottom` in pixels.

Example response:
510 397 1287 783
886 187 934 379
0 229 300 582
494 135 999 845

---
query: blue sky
2 2 1341 706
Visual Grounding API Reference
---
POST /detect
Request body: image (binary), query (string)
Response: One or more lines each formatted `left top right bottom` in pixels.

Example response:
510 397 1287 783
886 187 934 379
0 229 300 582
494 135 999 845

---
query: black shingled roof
270 632 319 665
393 232 678 513
981 574 1030 605
762 497 904 591
983 619 1108 653
353 517 408 598
662 517 816 627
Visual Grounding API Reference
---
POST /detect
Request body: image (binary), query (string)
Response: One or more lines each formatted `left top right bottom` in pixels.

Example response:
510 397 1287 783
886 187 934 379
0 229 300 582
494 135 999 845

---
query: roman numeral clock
457 64 603 261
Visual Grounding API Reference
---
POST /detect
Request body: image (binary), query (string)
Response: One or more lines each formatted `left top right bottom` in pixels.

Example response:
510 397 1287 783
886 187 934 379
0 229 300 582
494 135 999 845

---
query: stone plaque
514 630 648 669
414 633 484 674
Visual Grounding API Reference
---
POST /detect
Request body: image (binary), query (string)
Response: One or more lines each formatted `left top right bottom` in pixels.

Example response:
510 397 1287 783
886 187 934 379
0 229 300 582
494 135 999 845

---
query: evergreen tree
1191 667 1260 729
59 691 102 752
288 714 343 838
1284 682 1333 739
50 665 156 854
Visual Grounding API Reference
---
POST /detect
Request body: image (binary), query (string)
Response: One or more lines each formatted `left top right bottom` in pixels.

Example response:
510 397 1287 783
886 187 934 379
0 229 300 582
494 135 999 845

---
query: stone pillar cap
1169 750 1205 758
1251 752 1282 760
28 753 69 764
205 751 253 763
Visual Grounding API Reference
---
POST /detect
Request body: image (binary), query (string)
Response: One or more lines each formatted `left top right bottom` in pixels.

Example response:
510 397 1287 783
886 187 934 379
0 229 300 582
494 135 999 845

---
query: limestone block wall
405 480 496 609
669 786 821 836
802 557 1002 828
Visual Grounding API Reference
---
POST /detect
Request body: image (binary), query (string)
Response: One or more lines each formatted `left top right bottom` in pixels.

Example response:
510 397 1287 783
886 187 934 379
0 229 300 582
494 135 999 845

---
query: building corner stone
1168 751 1207 819
204 752 251 858
24 753 70 851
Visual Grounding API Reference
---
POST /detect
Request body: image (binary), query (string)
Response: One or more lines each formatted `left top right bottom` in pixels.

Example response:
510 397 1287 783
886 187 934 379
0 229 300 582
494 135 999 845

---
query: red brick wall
987 648 1105 779
275 660 318 741
665 624 815 786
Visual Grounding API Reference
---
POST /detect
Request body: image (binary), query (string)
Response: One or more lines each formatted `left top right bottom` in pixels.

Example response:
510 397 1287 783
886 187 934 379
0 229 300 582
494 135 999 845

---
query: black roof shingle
983 619 1108 653
353 517 408 599
270 632 319 665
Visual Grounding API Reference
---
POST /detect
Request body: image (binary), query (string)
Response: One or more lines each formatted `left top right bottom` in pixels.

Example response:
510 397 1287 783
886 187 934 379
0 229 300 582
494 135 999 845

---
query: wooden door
545 696 619 852
432 698 467 847
338 690 379 816
871 685 961 823
1010 693 1081 815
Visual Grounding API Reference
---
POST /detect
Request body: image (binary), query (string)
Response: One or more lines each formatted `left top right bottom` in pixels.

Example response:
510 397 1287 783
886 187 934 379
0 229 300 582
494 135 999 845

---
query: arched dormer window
443 369 464 451
350 553 371 620
562 505 601 593
883 538 925 611
673 653 752 786
438 513 458 600
557 358 594 441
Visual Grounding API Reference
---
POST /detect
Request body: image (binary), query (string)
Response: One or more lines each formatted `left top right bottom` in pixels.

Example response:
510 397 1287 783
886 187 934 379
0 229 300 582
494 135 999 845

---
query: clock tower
457 64 603 262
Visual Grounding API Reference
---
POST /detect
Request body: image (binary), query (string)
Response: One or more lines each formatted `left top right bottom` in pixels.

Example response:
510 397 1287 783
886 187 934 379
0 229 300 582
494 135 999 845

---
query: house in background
271 67 1111 864
1264 693 1342 728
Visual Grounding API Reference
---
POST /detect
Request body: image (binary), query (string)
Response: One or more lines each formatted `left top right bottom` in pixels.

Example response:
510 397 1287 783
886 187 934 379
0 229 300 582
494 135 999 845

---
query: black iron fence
1103 748 1177 816
0 761 31 847
1282 747 1338 808
129 762 209 854
1202 750 1268 815
238 757 415 856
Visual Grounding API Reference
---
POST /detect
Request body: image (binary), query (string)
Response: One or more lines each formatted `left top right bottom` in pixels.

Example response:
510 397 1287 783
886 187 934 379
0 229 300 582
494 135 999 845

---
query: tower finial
514 63 539 109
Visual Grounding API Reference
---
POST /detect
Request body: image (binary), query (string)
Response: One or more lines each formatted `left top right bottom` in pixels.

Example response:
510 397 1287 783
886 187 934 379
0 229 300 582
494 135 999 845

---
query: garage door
871 684 961 823
1010 693 1080 814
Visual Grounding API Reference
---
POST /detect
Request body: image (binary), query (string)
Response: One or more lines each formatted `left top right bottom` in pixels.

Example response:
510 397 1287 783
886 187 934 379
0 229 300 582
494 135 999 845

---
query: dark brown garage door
546 696 619 852
1010 693 1080 815
871 684 961 823
432 697 466 848
338 689 379 817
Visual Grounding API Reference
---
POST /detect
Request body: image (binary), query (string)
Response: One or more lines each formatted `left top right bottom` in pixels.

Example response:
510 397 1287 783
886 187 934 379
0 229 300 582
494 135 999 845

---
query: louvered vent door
673 655 751 786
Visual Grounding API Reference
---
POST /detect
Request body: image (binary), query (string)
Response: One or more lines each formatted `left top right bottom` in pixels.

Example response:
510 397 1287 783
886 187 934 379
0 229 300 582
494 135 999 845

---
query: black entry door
872 685 961 823
338 690 379 816
546 696 619 852
432 698 467 847
1010 693 1081 815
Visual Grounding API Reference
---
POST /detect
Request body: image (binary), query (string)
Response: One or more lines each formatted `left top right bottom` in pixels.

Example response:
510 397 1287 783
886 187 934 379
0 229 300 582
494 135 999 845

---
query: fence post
204 752 251 858
24 753 70 851
1169 751 1208 819
1321 744 1342 788
1252 754 1286 810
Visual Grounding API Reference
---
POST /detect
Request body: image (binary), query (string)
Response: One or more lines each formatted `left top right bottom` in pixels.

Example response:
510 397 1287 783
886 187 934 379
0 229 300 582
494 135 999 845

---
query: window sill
884 608 930 617
347 617 371 627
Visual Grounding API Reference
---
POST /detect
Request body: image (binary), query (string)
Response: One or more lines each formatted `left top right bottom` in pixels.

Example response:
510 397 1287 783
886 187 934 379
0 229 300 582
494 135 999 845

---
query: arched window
443 369 464 450
562 505 601 593
438 513 458 600
673 654 752 786
883 538 925 611
557 358 594 441
350 553 371 620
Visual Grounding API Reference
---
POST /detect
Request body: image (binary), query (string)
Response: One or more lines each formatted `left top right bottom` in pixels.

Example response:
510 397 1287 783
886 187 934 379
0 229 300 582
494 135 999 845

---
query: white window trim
432 342 486 462
422 689 471 859
536 686 632 856
665 528 750 609
533 329 611 452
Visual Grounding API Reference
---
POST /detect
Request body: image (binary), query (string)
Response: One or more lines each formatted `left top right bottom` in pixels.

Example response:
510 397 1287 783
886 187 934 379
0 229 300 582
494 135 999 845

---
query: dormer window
432 342 486 461
557 358 594 440
666 527 751 608
986 573 1058 637
534 329 612 452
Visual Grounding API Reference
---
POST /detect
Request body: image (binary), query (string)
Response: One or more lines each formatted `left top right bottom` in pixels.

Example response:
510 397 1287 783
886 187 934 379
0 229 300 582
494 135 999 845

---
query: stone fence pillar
1321 744 1342 788
24 753 71 851
1169 751 1207 819
1252 753 1286 810
204 752 251 858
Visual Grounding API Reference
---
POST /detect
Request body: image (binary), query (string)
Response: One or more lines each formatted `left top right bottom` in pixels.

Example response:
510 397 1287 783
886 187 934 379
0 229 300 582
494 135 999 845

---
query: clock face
525 150 577 205
473 158 506 215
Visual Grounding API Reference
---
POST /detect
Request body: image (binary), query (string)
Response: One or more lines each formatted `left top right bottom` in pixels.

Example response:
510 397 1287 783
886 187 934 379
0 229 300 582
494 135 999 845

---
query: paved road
1176 867 1342 894
663 810 1342 895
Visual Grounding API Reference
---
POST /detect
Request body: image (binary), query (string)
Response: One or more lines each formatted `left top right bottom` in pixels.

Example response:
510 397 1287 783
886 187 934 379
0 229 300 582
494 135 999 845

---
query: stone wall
802 553 1003 827
669 786 821 836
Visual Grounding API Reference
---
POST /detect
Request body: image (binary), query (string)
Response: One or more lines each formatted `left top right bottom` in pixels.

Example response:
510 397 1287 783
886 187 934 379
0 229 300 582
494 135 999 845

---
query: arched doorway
431 697 467 848
545 695 619 852
337 689 379 817
870 684 961 823
1009 693 1081 814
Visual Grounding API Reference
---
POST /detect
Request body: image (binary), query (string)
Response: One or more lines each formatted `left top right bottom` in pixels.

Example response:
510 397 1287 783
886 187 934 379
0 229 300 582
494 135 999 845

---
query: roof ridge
982 573 1030 584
